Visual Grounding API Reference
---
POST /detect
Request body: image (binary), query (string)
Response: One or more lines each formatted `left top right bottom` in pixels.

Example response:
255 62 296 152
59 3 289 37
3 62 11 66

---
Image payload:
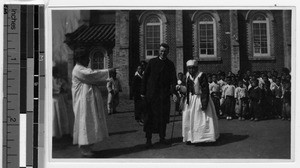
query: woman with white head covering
177 60 219 144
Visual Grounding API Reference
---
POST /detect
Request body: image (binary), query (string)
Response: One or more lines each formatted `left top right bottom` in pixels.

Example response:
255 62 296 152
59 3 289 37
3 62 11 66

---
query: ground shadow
166 133 249 147
92 142 172 158
114 110 134 114
109 130 138 136
194 133 249 147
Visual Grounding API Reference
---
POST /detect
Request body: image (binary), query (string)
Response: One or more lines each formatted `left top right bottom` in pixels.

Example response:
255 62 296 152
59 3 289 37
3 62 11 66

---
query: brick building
64 10 292 98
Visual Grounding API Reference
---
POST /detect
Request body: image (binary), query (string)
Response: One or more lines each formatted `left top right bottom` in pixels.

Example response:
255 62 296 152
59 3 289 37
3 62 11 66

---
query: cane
170 97 178 144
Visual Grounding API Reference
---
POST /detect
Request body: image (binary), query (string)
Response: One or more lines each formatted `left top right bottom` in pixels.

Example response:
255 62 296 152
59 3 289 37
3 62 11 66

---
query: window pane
254 48 260 53
199 19 215 57
261 30 267 36
207 42 214 48
154 31 160 37
146 23 161 53
261 42 267 48
146 30 152 36
253 23 259 29
261 48 268 53
254 42 261 47
260 23 266 29
207 24 213 30
261 36 267 41
200 24 206 30
200 37 207 42
147 50 152 55
200 42 206 48
253 35 260 40
207 30 213 36
253 30 260 35
200 30 206 37
153 25 160 32
207 49 214 55
252 17 269 55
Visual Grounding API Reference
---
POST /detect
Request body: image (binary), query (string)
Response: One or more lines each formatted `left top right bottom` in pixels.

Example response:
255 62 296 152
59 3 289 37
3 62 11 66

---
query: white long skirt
182 94 219 143
53 94 70 138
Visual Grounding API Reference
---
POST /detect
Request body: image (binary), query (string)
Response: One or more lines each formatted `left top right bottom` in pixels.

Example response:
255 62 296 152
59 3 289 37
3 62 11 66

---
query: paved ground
52 97 291 159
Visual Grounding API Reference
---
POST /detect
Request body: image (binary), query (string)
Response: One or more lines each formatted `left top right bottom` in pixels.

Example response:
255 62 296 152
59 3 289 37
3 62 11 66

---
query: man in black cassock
141 43 178 148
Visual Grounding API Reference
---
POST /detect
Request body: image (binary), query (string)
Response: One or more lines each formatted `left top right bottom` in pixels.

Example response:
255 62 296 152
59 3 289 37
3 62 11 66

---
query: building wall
164 10 177 66
182 10 232 74
238 10 286 73
86 9 291 98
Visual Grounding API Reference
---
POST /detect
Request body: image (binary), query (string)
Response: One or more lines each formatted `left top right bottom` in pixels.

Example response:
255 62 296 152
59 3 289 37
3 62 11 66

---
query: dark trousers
134 99 144 121
143 96 170 141
274 98 282 117
224 96 235 117
249 100 261 119
145 123 167 140
211 93 220 117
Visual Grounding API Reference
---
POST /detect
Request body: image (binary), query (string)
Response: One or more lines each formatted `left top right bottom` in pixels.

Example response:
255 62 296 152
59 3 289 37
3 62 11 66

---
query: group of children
176 68 291 121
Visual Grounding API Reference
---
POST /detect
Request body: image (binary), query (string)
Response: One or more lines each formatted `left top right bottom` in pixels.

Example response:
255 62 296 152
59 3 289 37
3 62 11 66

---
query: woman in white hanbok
53 66 70 138
178 60 219 144
71 48 113 156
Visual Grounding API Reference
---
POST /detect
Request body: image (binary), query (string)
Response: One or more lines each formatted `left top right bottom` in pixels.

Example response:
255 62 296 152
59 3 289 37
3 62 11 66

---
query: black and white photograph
51 7 293 160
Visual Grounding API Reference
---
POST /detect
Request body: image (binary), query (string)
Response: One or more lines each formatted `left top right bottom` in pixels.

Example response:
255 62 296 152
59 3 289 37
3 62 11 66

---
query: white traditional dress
53 77 70 138
72 64 109 146
182 71 220 143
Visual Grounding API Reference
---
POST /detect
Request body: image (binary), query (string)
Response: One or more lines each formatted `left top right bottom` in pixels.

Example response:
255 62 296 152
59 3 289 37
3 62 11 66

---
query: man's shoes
145 139 153 149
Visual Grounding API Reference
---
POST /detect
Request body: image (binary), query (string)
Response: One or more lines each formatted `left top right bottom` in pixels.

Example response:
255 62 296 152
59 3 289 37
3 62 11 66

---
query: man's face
137 66 142 74
159 46 169 59
212 75 217 82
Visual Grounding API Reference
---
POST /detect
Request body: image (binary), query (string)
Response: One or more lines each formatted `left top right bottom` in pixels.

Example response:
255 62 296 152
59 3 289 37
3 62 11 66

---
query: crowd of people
175 68 292 121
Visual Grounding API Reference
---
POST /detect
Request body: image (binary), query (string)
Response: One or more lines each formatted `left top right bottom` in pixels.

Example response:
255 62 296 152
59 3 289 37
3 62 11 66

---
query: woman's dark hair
74 47 89 63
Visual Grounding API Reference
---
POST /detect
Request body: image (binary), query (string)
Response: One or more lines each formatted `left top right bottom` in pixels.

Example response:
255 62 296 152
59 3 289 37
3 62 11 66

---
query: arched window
145 15 162 58
246 10 275 60
198 14 216 57
252 14 270 56
90 47 108 70
139 11 167 60
192 11 221 61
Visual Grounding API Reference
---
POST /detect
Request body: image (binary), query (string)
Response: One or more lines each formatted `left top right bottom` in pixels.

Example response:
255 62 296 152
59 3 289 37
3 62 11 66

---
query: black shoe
186 141 192 145
145 139 153 148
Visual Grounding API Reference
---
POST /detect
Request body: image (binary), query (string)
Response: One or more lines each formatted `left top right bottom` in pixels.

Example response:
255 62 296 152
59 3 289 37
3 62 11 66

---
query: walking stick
170 99 177 144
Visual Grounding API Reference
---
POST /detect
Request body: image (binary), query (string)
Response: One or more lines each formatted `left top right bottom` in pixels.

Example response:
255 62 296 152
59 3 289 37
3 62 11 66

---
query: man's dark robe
141 57 177 135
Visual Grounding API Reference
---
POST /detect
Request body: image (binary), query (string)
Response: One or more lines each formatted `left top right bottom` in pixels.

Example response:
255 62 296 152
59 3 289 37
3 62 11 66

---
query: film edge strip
3 5 45 168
